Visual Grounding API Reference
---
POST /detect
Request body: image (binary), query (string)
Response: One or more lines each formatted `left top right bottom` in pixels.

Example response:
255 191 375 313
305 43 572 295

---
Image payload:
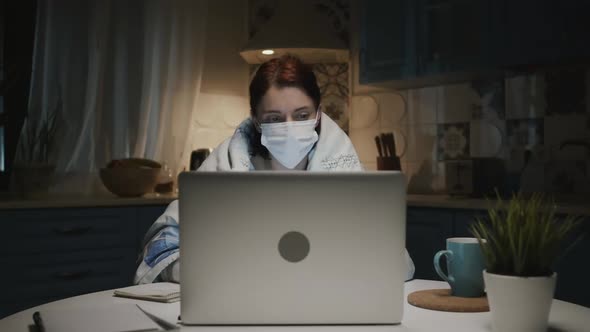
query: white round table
1 280 589 331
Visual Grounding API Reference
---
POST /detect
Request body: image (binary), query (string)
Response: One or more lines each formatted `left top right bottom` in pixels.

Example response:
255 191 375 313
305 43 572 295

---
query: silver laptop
179 171 407 325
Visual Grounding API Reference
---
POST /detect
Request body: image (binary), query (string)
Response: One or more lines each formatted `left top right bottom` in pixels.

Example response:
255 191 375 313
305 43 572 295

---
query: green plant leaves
469 191 582 277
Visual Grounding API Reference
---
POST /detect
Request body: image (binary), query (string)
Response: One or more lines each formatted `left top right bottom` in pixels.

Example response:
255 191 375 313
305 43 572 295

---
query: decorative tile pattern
405 68 590 194
314 63 349 98
545 160 589 194
437 84 478 124
470 79 505 120
505 75 546 119
545 69 586 115
506 118 544 149
437 122 470 160
314 63 349 133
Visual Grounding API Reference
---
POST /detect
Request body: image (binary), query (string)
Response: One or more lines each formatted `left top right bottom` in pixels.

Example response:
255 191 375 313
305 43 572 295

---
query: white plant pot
483 270 557 332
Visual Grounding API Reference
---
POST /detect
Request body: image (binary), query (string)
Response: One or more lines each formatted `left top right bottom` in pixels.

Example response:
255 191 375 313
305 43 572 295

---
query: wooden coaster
407 289 489 312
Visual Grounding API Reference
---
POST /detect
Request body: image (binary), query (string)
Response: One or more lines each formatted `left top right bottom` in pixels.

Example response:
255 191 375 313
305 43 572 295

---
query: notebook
114 282 180 303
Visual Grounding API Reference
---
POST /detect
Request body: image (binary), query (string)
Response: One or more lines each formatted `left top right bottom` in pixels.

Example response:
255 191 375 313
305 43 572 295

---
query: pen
33 311 45 332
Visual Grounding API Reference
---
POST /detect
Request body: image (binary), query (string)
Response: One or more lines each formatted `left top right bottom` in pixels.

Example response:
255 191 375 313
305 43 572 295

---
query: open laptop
179 171 407 325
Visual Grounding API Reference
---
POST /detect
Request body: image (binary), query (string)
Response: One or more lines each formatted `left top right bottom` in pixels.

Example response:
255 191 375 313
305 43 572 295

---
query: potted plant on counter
12 97 61 198
470 192 581 332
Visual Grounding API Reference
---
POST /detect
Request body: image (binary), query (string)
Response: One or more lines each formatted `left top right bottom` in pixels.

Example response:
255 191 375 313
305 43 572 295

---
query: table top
1 280 589 331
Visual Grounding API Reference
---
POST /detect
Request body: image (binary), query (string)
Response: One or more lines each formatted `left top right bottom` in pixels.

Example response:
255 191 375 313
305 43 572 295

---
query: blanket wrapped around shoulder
134 114 414 284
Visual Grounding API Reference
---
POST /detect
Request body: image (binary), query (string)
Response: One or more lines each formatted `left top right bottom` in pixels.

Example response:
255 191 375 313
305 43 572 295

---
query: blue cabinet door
0 205 171 319
360 0 417 83
136 205 169 248
496 0 590 67
0 248 136 318
553 217 590 308
406 208 453 280
416 0 492 75
0 207 136 254
453 209 489 237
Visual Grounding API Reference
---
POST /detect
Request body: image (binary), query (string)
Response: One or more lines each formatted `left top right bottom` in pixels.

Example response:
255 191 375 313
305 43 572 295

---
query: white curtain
21 0 207 186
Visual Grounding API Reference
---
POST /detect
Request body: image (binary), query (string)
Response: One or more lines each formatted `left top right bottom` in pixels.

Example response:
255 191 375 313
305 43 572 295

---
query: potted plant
12 97 61 198
470 192 581 332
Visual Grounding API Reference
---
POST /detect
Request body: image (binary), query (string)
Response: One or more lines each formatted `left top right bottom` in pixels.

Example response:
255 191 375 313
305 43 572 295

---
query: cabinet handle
53 269 92 280
52 226 93 235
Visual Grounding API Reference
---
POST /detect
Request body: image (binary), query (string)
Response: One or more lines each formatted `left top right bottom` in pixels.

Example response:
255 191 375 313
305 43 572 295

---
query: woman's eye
264 115 282 123
295 113 310 120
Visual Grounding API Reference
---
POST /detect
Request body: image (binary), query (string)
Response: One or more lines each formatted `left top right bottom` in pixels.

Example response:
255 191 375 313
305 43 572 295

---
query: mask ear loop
315 105 322 127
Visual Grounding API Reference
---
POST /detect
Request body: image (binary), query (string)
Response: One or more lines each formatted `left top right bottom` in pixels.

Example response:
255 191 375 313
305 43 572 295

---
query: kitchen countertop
0 192 588 216
0 192 178 209
407 194 590 216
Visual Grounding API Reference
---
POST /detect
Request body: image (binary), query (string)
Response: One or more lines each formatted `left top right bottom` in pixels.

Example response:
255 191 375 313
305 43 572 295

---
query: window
0 1 37 191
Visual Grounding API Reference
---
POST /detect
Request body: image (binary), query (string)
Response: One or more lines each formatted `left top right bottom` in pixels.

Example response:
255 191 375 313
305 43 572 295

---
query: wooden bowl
99 159 161 197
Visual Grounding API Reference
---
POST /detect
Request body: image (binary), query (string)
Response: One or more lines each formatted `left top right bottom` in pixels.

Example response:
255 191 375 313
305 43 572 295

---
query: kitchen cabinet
553 216 590 308
406 208 453 280
359 0 590 87
360 0 493 87
416 0 491 75
453 210 489 237
136 205 170 247
359 0 417 83
406 207 590 308
0 204 168 318
497 0 590 67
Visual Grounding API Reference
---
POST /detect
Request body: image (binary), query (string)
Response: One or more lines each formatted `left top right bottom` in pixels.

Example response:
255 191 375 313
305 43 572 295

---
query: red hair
249 55 321 116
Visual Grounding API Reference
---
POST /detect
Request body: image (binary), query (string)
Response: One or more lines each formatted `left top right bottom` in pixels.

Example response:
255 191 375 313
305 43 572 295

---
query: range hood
240 1 349 64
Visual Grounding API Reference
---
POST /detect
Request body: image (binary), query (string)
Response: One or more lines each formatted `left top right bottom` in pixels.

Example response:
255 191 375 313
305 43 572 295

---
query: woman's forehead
258 86 315 112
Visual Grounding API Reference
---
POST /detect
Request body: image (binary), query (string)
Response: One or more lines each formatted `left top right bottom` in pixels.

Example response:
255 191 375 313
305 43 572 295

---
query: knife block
377 156 401 171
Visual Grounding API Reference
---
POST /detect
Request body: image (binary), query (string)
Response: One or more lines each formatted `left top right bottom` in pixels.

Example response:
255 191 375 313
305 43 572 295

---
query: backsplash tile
505 75 546 119
406 125 437 163
470 119 504 158
437 84 479 124
315 63 350 133
374 92 406 128
544 113 590 163
545 69 586 115
406 160 438 194
349 127 381 165
349 66 590 196
506 118 544 149
405 88 437 124
437 122 470 160
545 160 590 194
471 79 505 120
350 95 379 130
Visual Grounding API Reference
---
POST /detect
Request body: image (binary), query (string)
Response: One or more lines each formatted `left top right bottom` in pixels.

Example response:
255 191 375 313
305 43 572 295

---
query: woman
134 55 415 284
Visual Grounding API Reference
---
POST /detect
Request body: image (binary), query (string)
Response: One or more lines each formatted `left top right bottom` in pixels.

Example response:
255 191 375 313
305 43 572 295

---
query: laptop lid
179 171 407 325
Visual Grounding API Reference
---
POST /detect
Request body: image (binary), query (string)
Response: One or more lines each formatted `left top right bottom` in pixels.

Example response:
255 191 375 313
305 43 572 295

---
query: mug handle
434 250 455 285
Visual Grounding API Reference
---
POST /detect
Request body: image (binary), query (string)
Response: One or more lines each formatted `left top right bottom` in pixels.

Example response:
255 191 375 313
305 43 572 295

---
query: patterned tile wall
402 69 590 195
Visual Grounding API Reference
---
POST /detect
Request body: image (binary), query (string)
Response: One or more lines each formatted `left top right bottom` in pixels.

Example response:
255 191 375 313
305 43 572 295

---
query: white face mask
259 112 320 169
